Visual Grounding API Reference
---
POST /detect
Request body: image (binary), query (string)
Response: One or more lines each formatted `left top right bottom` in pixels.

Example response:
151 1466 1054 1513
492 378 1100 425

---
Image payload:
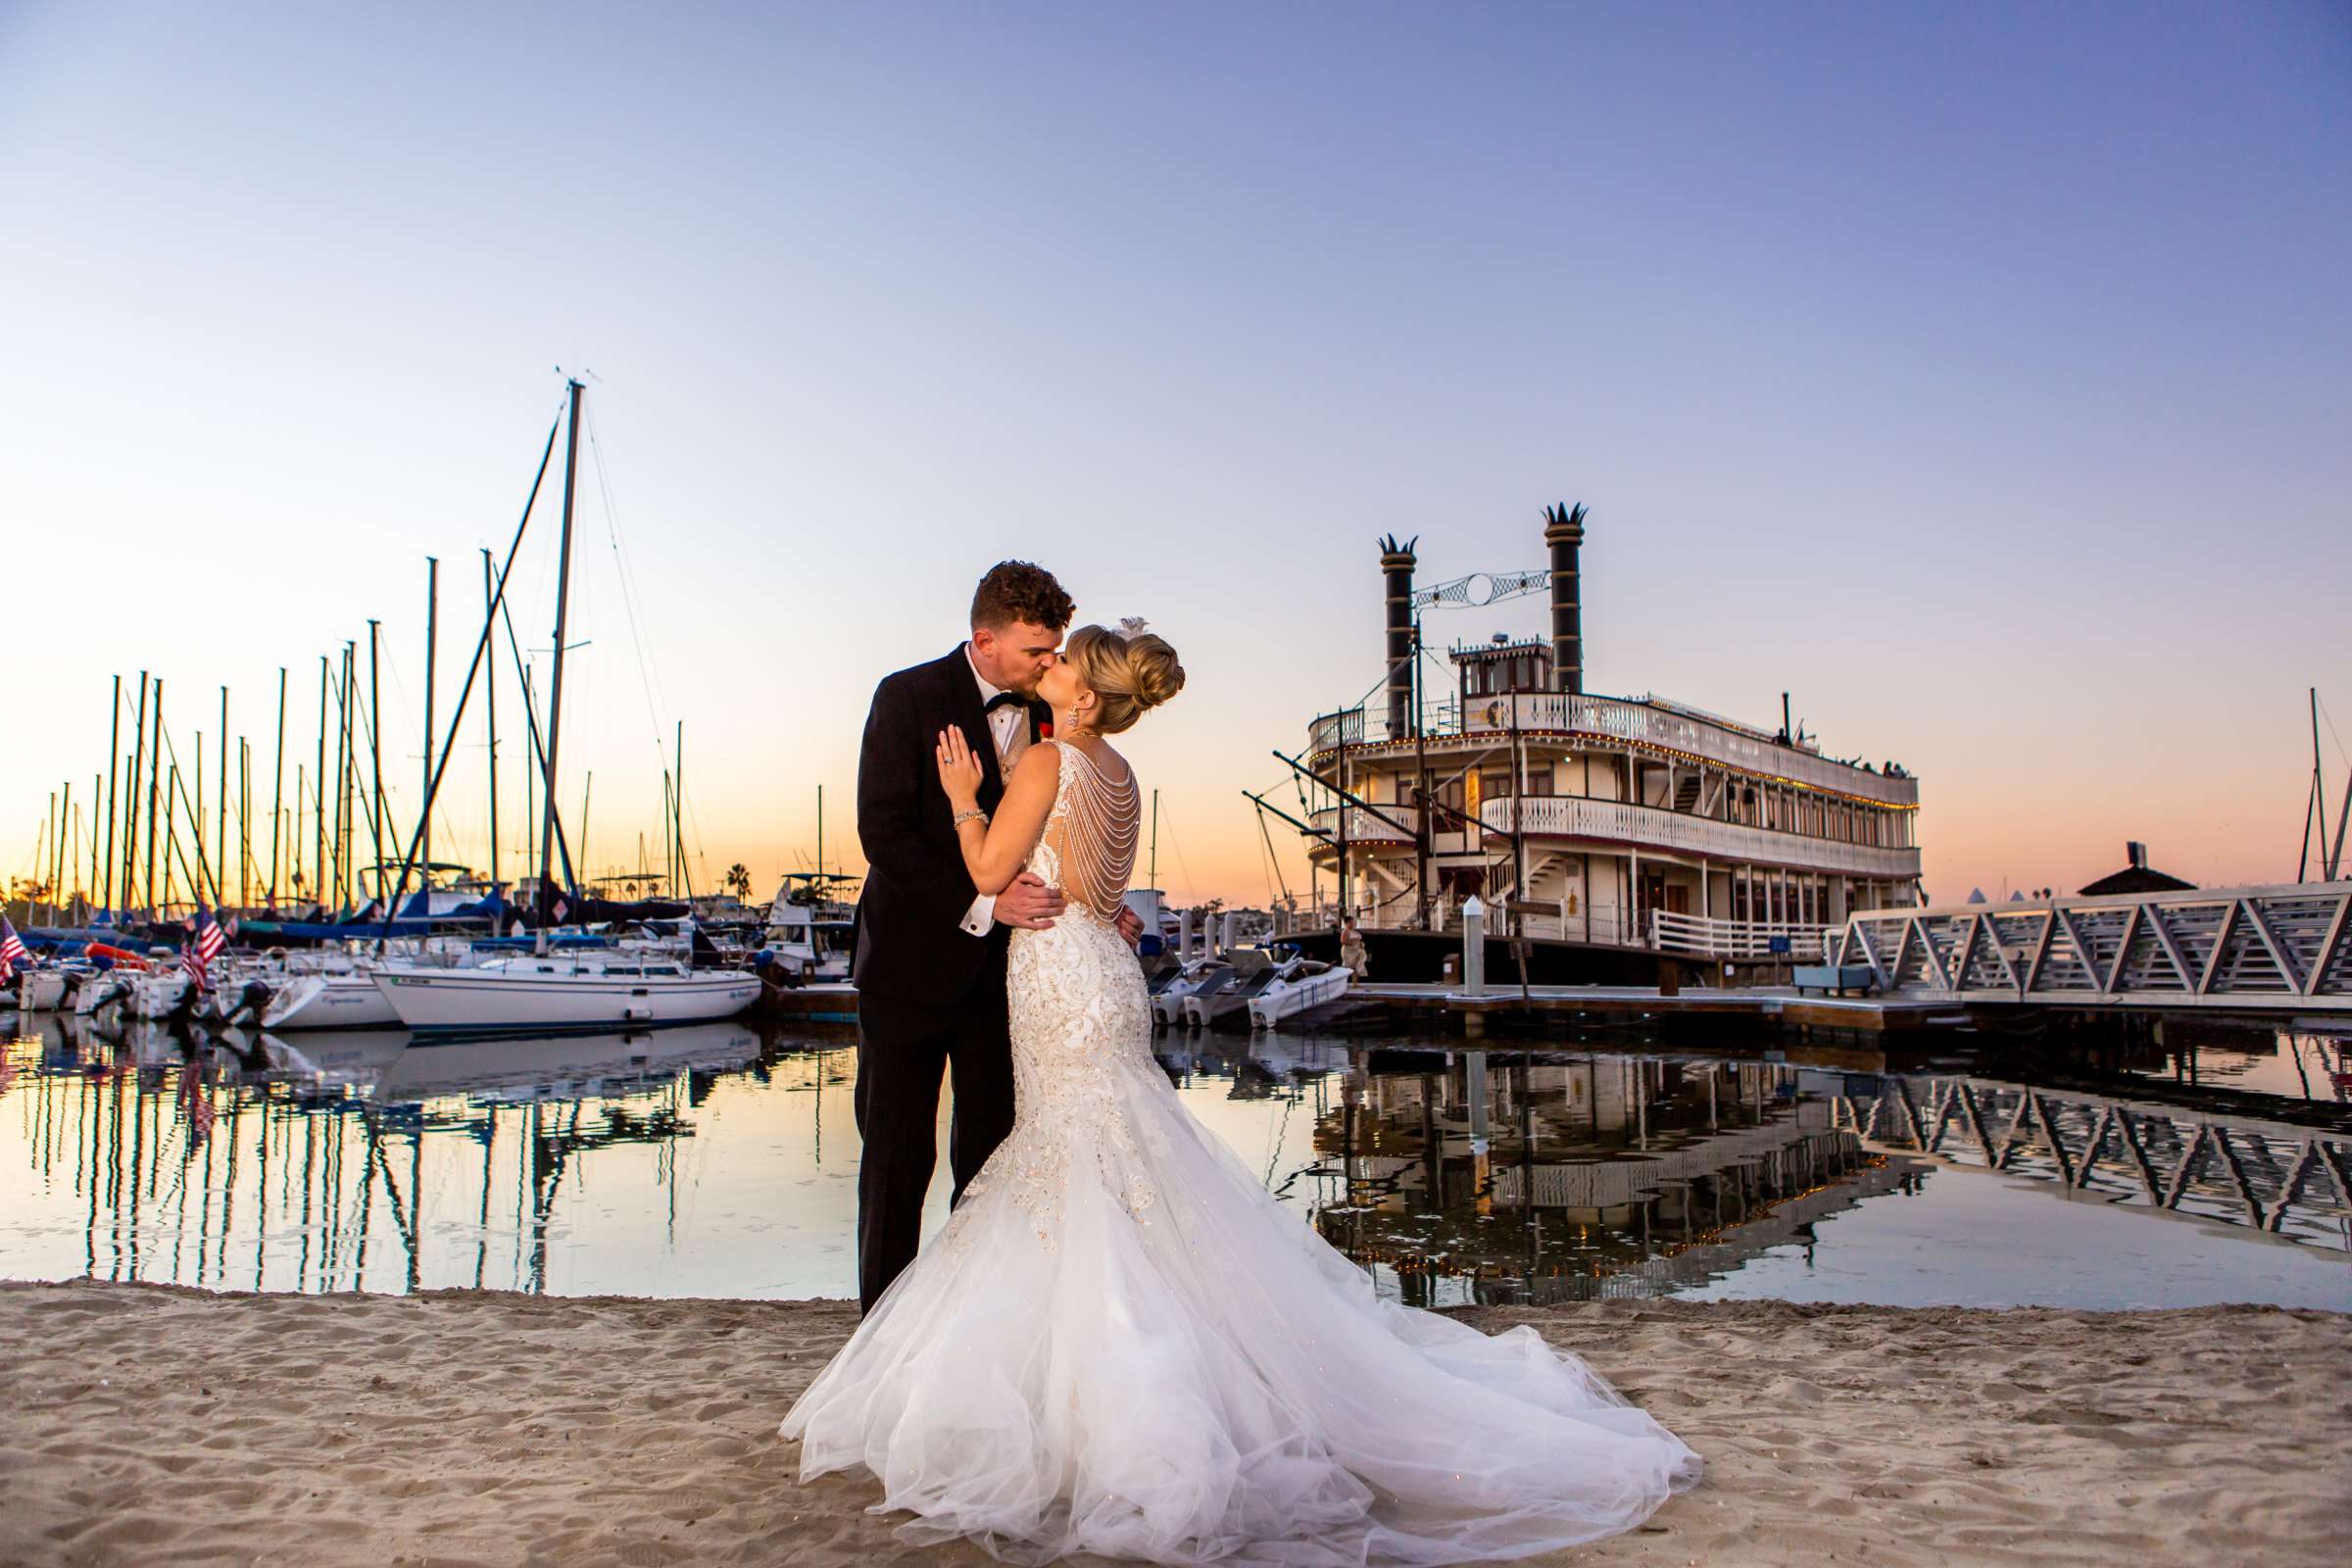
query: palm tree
724 862 753 901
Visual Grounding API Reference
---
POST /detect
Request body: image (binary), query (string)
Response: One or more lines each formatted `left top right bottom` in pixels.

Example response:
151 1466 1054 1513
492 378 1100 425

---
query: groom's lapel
1027 699 1052 745
945 645 1004 813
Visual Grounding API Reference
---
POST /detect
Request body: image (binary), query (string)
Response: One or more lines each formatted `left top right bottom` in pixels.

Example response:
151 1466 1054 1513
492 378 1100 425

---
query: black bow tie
983 692 1027 713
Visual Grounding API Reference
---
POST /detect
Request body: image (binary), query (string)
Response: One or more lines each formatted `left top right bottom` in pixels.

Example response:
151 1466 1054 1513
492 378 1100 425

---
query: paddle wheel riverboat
1269 508 1925 984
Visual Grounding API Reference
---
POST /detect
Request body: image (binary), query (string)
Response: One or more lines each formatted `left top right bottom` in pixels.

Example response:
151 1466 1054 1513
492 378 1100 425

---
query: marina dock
751 976 1954 1034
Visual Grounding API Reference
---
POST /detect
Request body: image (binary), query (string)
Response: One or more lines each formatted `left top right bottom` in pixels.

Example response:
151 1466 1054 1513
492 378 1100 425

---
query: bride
780 620 1699 1565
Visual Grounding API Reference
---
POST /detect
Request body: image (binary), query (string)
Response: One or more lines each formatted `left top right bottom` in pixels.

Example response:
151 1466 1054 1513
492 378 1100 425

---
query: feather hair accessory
1115 615 1149 638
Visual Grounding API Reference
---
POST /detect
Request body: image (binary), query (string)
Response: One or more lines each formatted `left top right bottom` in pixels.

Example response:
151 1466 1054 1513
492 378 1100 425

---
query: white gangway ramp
1837 881 2352 1012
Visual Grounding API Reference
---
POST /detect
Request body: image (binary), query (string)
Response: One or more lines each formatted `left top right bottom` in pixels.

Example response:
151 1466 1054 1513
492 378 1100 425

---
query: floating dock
747 977 1953 1036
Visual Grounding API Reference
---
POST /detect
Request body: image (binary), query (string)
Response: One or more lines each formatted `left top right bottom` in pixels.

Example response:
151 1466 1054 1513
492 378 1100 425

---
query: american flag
0 916 26 986
183 906 226 993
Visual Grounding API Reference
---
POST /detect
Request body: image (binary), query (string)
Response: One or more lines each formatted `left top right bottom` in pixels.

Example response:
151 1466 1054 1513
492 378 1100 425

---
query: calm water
1 1012 2344 1310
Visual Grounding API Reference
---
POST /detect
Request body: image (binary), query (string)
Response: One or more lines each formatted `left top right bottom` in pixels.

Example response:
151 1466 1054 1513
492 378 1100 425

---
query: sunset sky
4 2 2347 914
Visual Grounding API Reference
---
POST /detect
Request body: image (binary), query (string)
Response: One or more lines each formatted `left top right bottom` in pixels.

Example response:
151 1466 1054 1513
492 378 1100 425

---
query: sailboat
374 951 760 1037
363 378 758 1038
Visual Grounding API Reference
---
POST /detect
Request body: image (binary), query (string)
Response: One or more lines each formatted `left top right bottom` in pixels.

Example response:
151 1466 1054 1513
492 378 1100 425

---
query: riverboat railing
1649 909 1837 961
1310 695 1919 808
1306 805 1422 845
1482 795 1921 879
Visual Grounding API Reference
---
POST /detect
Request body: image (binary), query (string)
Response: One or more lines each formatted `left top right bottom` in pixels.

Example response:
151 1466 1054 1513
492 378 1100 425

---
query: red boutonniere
1039 717 1054 740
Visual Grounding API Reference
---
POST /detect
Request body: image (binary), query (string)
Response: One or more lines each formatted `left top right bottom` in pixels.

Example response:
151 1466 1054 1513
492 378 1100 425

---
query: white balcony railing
1307 804 1422 846
1464 692 1919 806
1313 696 1919 809
1651 909 1837 961
1482 795 1922 879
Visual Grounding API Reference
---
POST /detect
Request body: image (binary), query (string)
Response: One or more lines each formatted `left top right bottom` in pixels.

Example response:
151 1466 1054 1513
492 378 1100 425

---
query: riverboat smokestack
1379 534 1417 737
1543 502 1587 694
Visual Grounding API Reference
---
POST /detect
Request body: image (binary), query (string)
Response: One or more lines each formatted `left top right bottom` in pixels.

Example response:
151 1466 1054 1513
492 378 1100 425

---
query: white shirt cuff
960 894 996 937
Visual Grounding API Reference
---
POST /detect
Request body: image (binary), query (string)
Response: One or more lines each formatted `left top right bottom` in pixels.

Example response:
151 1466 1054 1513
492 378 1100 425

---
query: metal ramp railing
1836 882 2352 1011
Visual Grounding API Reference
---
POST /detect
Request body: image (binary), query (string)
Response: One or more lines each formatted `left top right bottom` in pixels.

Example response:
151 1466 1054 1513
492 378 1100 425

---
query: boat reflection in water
1 1013 2344 1308
0 1014 763 1297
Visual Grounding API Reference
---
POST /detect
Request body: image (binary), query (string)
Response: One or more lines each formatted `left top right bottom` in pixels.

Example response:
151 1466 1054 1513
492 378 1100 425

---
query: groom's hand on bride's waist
996 873 1066 930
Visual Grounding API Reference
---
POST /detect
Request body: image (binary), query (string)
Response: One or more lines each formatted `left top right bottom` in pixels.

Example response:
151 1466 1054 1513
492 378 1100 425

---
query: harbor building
1280 509 1923 981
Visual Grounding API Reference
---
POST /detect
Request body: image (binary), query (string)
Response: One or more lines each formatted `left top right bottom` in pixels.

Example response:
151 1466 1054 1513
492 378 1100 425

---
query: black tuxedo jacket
852 645 1051 1007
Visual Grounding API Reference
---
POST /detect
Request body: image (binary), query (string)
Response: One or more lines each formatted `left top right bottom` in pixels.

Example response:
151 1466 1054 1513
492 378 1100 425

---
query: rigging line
1154 799 1200 906
374 648 466 860
493 580 580 894
1254 808 1277 904
2317 693 2347 766
152 723 224 906
582 406 674 761
370 403 565 942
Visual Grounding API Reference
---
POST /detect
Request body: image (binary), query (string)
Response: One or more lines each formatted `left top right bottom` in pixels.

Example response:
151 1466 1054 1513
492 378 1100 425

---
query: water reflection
1307 1054 1907 1307
1 1011 2345 1309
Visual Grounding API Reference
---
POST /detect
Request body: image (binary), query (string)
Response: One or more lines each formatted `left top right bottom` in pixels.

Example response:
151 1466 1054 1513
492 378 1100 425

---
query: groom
851 561 1138 1313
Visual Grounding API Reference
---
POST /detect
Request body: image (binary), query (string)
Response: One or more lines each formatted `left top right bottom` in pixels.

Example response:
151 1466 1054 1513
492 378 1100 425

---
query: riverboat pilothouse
1281 507 1924 982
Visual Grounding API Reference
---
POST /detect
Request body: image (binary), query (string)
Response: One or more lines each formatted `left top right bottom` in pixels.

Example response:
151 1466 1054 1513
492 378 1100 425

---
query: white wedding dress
781 742 1699 1564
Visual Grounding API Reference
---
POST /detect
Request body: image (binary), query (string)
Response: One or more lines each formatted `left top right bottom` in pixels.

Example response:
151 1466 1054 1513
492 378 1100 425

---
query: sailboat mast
102 674 121 918
124 671 147 923
368 620 387 898
675 721 691 901
238 741 250 909
484 550 499 895
523 667 536 897
315 657 327 908
146 678 164 920
269 666 285 908
194 735 205 903
534 378 584 933
422 556 439 882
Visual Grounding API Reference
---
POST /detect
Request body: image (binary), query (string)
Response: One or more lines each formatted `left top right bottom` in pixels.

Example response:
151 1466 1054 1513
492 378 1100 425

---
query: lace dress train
780 743 1698 1564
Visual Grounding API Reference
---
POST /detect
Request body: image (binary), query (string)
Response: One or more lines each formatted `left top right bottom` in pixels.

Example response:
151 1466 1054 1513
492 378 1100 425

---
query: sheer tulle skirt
781 917 1698 1565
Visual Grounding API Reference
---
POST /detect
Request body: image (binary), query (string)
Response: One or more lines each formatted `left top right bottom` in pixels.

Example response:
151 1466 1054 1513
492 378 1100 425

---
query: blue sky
3 1 2348 906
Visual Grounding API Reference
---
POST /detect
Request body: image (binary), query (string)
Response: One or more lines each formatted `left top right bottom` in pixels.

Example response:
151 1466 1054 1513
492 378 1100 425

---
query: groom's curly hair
970 561 1075 633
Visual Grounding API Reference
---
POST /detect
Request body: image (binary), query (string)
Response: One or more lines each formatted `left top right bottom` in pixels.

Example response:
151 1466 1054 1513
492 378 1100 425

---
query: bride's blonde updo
1063 619 1185 736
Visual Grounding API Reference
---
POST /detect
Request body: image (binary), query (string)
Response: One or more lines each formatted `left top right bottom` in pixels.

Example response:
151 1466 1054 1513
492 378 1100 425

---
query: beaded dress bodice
1027 740 1141 923
953 740 1157 1250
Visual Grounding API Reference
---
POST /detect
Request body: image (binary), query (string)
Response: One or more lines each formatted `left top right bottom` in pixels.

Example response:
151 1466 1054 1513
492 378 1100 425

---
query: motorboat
1155 958 1235 1027
1182 951 1278 1030
372 953 762 1037
1244 959 1352 1029
761 877 858 983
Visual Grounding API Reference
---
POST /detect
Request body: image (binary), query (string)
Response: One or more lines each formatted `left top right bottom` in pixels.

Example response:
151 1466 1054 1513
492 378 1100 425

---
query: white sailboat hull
127 972 193 1019
262 973 404 1031
17 971 70 1011
374 968 762 1036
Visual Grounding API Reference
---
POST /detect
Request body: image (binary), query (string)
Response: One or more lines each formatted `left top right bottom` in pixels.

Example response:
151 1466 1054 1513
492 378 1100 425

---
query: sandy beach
1 1280 2344 1568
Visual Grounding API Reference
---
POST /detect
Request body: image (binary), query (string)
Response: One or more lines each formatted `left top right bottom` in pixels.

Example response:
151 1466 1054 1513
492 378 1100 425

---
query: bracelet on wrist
952 808 989 828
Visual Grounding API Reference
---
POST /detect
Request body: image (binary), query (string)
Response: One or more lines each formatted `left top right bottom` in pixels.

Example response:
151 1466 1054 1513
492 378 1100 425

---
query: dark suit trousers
854 980 1016 1313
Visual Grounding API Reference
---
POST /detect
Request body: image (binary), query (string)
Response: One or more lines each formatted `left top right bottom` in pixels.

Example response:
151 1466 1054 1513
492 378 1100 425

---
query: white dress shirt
957 644 1033 936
